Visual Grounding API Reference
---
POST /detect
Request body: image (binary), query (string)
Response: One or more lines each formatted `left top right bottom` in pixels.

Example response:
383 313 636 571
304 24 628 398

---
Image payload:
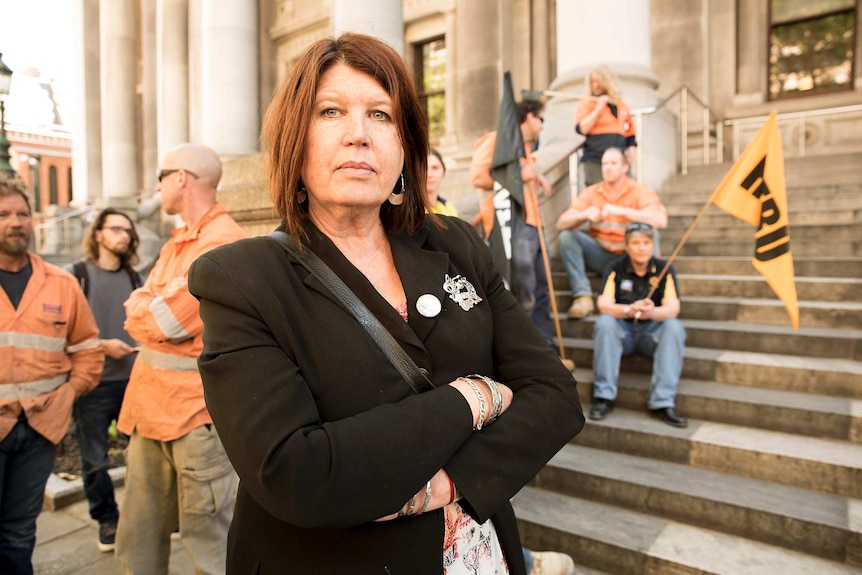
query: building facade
68 0 861 245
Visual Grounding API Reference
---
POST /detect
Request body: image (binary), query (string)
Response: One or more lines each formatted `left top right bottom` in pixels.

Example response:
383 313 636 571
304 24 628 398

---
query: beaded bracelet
458 377 487 430
447 476 456 505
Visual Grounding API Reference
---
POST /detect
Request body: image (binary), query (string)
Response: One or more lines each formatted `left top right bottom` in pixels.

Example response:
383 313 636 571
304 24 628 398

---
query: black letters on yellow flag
709 111 799 330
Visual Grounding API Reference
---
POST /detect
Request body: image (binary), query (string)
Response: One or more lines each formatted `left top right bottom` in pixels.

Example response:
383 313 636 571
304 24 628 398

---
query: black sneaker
98 522 117 553
589 399 613 421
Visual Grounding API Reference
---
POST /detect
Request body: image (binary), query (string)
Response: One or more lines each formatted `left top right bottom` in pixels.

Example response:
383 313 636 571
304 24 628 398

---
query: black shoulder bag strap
269 230 435 395
72 260 90 298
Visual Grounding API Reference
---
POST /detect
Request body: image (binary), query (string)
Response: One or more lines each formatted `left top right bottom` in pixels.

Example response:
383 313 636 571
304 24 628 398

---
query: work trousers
72 378 127 526
592 314 686 409
0 417 57 575
115 426 237 575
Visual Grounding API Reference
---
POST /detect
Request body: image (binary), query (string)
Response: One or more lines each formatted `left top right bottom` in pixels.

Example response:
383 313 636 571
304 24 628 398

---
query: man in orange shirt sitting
555 147 667 319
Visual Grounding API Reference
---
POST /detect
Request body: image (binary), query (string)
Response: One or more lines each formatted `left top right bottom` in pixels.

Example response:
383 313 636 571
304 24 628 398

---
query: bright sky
0 0 75 126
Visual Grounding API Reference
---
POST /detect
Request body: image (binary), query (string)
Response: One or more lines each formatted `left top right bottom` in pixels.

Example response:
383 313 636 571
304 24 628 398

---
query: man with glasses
471 98 554 343
555 147 667 319
590 223 687 427
114 144 246 574
0 178 103 574
65 208 142 553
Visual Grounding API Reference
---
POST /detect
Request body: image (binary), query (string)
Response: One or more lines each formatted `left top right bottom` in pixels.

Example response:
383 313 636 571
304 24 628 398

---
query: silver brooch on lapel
443 274 482 312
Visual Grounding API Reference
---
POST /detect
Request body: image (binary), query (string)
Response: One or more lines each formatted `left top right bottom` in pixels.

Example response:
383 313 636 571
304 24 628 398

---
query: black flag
486 72 526 288
491 72 526 208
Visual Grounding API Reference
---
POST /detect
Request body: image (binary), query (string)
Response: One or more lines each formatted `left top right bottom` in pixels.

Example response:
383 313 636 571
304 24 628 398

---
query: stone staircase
514 153 862 574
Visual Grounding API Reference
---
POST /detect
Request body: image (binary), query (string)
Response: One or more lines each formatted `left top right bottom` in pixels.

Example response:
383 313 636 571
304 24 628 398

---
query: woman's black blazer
188 216 584 575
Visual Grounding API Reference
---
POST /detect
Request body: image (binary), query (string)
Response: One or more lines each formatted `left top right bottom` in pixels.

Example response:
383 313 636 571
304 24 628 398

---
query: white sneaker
529 550 576 575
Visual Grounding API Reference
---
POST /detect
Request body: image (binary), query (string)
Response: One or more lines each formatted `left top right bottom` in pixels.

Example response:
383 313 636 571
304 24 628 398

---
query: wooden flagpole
529 183 575 370
641 198 715 306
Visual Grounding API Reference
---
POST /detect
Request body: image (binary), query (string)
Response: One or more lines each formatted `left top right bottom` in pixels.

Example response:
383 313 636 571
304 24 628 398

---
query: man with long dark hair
66 207 142 552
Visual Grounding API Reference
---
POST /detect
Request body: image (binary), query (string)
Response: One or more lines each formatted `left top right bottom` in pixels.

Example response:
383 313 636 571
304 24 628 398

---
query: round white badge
416 294 442 318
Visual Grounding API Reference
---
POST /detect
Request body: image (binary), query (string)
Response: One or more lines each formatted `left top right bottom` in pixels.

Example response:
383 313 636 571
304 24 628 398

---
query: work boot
567 295 594 319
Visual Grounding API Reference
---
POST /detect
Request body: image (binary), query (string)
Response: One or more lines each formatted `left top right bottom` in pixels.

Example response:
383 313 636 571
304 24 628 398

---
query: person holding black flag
470 85 553 344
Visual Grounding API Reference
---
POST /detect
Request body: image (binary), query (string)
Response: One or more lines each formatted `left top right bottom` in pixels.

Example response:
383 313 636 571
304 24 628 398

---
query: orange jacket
470 131 541 239
0 254 104 444
118 203 246 441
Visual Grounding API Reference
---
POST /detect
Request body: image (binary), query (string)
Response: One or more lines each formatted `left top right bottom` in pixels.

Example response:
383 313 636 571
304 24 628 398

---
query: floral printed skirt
442 502 509 574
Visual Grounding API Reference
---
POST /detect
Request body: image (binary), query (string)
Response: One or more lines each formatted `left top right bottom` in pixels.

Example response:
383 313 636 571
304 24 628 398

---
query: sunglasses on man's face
157 168 199 183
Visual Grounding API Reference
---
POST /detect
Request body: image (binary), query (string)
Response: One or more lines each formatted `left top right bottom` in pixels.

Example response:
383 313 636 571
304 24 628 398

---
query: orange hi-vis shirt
0 254 103 444
118 202 246 442
470 131 541 239
572 176 665 254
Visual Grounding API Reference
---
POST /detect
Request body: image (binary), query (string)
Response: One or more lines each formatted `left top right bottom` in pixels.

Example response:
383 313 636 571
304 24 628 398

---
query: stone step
513 486 862 575
663 188 862 206
680 296 862 330
562 317 862 360
671 256 862 278
571 368 862 443
663 222 860 242
561 338 862 399
668 207 862 228
572 407 862 498
534 444 862 563
549 272 862 303
668 238 862 257
659 153 862 193
675 273 862 302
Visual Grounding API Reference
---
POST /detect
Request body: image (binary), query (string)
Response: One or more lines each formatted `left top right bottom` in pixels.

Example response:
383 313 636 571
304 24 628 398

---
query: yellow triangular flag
709 111 799 330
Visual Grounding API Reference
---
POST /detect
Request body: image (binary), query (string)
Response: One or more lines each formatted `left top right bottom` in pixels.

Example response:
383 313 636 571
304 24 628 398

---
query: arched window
49 166 58 205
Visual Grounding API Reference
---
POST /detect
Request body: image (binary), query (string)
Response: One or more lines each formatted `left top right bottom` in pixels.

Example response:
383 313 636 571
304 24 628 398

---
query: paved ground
33 485 194 575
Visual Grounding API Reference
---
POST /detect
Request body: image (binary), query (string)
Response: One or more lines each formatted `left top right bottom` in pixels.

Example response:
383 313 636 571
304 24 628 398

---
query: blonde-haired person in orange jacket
0 179 104 574
575 67 637 186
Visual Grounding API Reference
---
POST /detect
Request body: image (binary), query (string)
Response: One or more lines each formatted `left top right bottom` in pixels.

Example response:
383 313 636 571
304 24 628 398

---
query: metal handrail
629 85 720 176
33 205 94 254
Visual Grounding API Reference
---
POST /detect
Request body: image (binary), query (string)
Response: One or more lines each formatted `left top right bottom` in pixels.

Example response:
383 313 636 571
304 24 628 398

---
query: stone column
99 0 140 207
332 0 404 55
157 0 190 159
71 0 102 206
198 0 259 158
547 0 674 192
141 0 158 197
735 0 768 106
453 0 512 152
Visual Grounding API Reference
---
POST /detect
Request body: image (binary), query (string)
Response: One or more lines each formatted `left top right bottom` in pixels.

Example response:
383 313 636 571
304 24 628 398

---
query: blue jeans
592 315 686 409
513 224 553 344
0 417 58 575
558 230 618 298
73 378 128 525
522 547 534 573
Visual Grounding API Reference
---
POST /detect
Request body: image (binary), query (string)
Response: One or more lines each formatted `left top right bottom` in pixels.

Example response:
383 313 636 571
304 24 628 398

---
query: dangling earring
297 184 307 203
388 173 405 205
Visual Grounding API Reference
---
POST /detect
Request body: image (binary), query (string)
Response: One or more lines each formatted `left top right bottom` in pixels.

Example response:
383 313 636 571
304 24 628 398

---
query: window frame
412 35 446 144
766 0 858 101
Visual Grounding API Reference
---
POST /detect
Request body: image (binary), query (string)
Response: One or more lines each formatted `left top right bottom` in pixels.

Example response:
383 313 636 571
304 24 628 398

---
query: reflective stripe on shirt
0 331 66 352
66 338 102 354
139 348 199 372
149 297 190 341
0 374 67 400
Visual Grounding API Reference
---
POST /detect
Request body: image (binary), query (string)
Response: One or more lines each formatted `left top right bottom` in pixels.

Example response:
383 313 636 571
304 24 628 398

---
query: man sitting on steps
590 223 688 428
555 147 667 319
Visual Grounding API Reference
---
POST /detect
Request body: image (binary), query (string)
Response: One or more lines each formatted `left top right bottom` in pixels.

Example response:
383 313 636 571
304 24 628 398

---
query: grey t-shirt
67 261 138 381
